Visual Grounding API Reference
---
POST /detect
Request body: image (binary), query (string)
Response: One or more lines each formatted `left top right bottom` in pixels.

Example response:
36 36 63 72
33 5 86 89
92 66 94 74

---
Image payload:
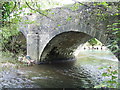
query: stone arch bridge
19 3 118 63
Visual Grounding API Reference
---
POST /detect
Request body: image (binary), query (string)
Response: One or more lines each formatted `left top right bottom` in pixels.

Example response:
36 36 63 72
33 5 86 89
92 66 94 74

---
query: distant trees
88 38 98 47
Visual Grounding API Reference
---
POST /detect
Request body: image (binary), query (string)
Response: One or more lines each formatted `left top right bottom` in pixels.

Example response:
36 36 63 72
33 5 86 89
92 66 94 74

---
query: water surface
0 50 118 88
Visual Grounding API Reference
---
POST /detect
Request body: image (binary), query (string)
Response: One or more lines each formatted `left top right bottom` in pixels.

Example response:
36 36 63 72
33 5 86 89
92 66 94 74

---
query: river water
0 49 118 88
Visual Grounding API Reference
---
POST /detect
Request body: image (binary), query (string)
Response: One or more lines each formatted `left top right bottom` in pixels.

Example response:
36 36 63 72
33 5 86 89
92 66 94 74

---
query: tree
88 38 99 49
0 1 119 59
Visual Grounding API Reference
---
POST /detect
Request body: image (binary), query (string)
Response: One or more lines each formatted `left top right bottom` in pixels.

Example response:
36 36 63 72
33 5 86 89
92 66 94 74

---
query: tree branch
72 0 119 15
72 0 91 8
25 2 54 21
10 2 17 14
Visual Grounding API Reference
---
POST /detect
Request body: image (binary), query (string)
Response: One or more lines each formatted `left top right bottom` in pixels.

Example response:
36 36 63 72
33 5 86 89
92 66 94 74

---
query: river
0 49 118 88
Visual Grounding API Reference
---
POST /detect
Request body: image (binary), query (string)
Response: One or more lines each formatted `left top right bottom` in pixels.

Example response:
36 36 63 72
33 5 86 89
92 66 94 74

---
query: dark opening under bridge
19 3 119 63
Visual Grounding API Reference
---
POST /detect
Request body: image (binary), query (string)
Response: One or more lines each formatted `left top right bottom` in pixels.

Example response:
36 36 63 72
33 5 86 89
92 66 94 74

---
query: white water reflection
74 45 118 62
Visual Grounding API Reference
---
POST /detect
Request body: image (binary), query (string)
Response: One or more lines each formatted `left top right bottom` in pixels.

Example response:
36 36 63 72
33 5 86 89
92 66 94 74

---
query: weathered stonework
19 3 119 63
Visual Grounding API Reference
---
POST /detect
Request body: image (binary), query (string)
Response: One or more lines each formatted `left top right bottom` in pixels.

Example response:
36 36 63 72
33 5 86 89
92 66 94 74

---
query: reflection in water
19 50 118 88
0 50 118 88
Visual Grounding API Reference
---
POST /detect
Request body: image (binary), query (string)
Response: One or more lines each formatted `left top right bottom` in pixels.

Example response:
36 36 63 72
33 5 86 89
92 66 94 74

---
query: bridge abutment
20 3 119 63
27 34 39 63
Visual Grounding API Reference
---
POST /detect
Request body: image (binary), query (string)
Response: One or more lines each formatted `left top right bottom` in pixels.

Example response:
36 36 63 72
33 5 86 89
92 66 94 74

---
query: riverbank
0 51 40 88
0 50 118 88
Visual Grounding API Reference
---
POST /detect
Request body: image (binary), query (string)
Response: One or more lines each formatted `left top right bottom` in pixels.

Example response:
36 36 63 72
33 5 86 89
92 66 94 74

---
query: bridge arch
40 31 107 62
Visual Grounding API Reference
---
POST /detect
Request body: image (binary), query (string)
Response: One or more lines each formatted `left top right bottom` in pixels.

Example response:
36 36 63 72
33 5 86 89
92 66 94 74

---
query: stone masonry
19 3 118 63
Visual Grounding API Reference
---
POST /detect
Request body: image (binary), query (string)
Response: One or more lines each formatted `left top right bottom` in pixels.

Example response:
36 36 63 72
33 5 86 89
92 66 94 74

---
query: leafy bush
94 65 118 88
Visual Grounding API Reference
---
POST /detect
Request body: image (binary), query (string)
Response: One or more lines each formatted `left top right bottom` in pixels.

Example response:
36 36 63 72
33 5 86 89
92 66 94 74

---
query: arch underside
40 31 92 62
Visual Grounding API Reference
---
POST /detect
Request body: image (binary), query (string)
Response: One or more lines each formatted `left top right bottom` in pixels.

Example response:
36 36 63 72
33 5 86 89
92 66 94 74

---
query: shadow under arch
40 31 93 62
11 32 27 55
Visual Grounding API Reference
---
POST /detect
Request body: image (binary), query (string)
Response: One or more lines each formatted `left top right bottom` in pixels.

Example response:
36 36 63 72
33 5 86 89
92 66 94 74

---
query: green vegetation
88 38 100 47
70 3 81 11
0 24 26 55
84 2 120 60
94 65 118 88
0 1 119 88
1 2 119 54
0 2 119 54
0 1 63 56
107 20 120 59
66 16 72 21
